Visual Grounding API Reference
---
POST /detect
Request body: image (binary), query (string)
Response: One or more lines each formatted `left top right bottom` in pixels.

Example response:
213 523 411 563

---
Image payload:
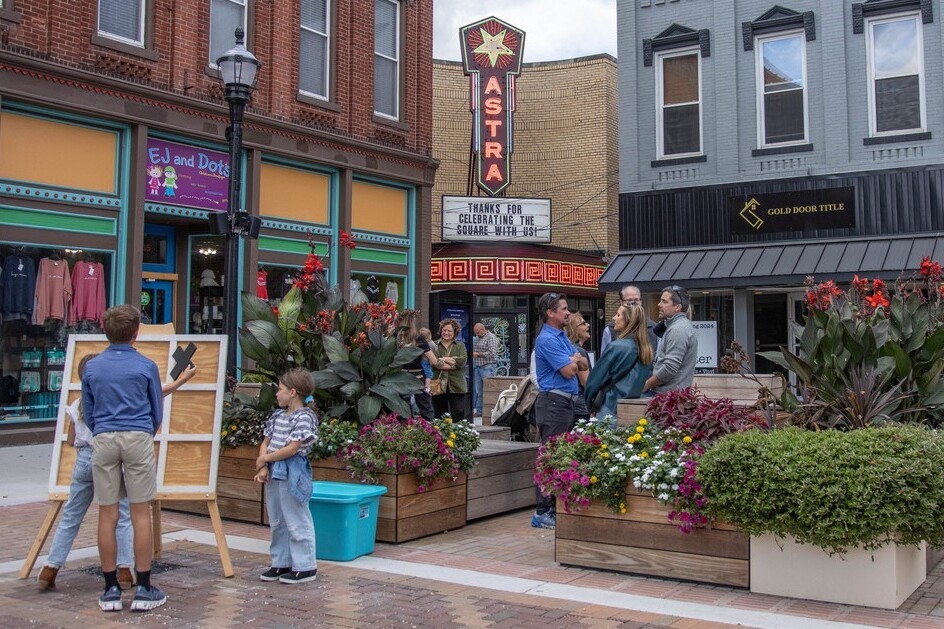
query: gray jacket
652 313 697 394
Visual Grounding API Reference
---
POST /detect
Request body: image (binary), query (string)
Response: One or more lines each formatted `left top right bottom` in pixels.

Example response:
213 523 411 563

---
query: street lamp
216 26 262 380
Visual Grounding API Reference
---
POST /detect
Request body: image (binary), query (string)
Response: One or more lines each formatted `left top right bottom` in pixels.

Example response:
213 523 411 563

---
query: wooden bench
475 425 511 440
481 375 523 425
467 440 539 520
616 373 785 428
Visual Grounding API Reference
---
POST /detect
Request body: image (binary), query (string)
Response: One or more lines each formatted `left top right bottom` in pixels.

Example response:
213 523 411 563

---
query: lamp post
216 27 262 380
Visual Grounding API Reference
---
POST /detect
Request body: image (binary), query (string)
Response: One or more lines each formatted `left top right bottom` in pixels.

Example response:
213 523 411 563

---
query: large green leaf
871 317 890 348
377 370 424 394
757 349 795 373
922 327 944 360
328 402 351 419
238 327 273 362
241 291 278 325
340 381 364 398
389 345 423 369
906 314 930 353
880 341 912 380
328 361 362 382
277 286 303 333
257 383 277 410
370 383 413 417
322 333 350 363
244 320 287 354
357 395 382 424
372 337 401 376
312 368 346 389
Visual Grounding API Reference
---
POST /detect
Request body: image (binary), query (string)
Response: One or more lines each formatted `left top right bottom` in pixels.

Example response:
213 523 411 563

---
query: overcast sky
433 0 617 63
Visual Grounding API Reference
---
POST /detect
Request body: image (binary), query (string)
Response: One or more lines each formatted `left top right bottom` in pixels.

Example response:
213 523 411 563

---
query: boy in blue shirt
82 304 165 612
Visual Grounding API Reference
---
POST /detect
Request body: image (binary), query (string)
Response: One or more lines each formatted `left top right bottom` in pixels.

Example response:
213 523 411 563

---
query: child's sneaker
130 585 167 612
530 511 556 529
259 566 291 582
98 585 123 612
37 565 58 591
278 569 318 584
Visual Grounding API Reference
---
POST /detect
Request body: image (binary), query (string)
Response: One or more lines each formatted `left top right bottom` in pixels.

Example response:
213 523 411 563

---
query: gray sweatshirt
652 313 697 393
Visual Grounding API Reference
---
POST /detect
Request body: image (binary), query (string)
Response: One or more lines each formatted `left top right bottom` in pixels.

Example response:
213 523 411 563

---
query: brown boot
117 566 136 589
37 565 58 590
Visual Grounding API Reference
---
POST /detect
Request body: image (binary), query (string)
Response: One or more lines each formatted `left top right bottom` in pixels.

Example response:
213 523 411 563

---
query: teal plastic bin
308 481 388 561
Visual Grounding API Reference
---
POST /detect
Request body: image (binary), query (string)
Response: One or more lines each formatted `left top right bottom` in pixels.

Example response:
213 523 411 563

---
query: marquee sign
431 257 604 291
441 196 550 242
460 16 525 196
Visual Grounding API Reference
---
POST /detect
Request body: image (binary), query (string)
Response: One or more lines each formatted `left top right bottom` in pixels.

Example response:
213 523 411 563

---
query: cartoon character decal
146 163 163 196
162 166 178 198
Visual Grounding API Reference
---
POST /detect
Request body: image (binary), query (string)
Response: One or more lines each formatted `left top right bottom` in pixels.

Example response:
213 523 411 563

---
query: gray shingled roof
599 233 944 291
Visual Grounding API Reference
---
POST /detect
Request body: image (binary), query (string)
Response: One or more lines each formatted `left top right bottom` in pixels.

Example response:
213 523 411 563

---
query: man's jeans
46 446 133 567
266 475 317 571
533 392 576 514
473 363 498 415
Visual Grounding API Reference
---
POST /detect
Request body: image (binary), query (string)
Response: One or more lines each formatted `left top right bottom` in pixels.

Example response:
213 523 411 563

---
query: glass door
141 279 173 325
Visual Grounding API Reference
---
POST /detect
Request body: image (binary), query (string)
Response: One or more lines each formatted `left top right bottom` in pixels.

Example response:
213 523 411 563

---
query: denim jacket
270 454 313 504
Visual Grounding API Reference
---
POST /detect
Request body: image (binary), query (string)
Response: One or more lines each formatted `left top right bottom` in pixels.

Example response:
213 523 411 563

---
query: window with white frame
98 0 145 46
656 48 701 158
374 0 400 120
209 0 248 66
300 0 330 99
756 32 807 146
867 13 924 135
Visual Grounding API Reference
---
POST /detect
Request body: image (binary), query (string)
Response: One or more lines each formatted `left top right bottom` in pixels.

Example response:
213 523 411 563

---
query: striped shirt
263 407 317 457
473 330 498 367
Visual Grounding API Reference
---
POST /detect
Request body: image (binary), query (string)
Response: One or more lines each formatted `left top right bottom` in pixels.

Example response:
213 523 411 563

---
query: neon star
473 28 514 67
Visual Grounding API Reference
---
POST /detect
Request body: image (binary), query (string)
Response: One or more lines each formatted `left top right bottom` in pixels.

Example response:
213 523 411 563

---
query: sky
433 0 617 63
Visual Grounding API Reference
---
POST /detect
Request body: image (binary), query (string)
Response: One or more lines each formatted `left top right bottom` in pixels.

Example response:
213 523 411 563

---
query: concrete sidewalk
2 443 944 628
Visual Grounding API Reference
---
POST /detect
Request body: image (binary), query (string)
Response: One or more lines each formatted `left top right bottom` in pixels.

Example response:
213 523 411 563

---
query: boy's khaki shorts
92 431 156 505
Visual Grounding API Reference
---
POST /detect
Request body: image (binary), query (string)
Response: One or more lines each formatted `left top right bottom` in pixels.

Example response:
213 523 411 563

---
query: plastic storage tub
308 481 388 561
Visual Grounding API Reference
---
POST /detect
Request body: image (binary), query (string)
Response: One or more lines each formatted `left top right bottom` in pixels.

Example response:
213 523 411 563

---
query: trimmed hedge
698 426 944 554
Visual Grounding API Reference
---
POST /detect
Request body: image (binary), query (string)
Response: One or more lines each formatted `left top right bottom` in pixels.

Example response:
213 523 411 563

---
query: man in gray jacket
643 285 697 395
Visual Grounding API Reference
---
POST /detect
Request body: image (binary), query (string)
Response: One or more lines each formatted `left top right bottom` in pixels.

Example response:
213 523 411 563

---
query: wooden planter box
312 458 467 544
164 445 265 525
751 534 926 609
467 441 539 520
556 483 749 587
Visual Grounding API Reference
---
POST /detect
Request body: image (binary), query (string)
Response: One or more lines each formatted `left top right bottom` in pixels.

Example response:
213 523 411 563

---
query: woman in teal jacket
584 303 654 424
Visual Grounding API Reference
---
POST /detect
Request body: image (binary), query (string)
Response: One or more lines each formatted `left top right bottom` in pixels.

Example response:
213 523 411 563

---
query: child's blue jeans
266 476 317 571
46 446 134 568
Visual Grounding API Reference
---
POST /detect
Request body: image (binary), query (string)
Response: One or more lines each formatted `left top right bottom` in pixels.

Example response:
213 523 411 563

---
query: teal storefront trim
0 183 121 208
351 246 408 266
259 235 327 257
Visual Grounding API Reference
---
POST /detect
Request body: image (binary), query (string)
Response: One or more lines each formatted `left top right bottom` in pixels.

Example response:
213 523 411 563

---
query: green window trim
0 206 116 235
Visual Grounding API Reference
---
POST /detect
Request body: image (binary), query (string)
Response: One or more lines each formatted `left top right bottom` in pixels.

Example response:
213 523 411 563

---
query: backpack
491 383 518 420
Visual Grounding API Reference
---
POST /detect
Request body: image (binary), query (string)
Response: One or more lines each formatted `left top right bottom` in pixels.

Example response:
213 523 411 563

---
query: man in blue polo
531 292 589 529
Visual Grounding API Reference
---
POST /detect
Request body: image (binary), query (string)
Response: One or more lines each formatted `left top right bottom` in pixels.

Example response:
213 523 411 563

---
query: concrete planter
750 534 927 609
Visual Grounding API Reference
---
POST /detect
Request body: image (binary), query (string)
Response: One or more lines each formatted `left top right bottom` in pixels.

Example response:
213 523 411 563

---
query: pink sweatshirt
71 261 107 325
33 258 72 325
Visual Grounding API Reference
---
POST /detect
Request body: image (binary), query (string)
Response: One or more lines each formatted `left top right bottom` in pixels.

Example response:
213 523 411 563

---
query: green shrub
698 426 944 554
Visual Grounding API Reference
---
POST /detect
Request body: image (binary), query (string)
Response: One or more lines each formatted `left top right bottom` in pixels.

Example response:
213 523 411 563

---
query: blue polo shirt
535 323 578 394
82 344 163 435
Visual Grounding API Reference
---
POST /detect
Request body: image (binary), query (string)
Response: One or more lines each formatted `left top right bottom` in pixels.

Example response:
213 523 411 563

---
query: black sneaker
259 567 292 582
279 569 318 584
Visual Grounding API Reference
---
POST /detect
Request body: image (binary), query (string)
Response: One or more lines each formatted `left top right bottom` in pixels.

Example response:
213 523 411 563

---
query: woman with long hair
563 311 592 422
431 318 468 421
395 310 439 420
584 303 653 425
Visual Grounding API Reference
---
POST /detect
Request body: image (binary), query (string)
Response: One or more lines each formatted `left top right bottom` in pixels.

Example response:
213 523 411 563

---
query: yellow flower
626 436 634 444
638 418 648 426
682 436 693 444
446 440 455 448
600 451 609 459
636 426 645 434
446 418 453 424
600 443 608 449
230 424 237 431
590 476 598 484
640 451 649 458
221 430 228 437
619 503 627 513
330 418 338 425
450 432 457 440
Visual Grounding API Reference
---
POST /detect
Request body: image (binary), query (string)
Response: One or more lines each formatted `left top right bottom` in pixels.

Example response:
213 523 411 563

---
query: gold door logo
739 198 763 229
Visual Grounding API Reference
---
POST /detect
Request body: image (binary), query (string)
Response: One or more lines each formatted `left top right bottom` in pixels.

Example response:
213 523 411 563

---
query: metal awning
599 233 944 291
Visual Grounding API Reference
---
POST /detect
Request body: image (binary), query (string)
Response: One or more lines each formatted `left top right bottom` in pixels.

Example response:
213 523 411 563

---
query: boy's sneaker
130 585 167 612
278 569 318 584
259 566 292 582
98 585 123 612
531 511 556 529
37 565 58 591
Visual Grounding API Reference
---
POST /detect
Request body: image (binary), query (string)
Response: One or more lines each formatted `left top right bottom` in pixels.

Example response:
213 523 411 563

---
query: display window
188 236 225 334
350 272 404 309
0 243 112 423
257 264 300 310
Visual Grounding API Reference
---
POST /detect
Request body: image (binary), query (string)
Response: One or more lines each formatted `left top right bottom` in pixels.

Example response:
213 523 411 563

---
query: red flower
865 292 890 310
920 256 942 280
339 230 357 250
852 275 869 292
871 278 885 292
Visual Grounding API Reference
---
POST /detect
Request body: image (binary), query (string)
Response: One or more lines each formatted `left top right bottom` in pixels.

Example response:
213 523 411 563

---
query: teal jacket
584 338 652 419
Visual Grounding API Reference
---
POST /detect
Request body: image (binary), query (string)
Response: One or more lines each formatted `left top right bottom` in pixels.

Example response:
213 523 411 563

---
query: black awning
599 233 944 291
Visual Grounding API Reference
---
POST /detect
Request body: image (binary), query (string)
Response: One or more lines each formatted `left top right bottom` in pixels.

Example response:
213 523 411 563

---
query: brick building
604 0 944 373
0 0 436 435
431 54 618 376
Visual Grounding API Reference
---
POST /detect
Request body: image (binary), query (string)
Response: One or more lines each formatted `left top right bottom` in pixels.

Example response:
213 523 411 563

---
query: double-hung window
656 48 701 158
300 0 330 100
98 0 145 47
867 12 924 135
756 32 807 146
374 0 400 120
209 0 248 66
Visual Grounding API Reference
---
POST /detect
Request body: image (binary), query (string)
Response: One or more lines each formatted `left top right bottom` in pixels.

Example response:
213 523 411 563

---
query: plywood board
48 334 227 500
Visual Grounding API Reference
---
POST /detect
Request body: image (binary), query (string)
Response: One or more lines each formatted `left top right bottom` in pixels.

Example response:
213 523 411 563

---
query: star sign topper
460 16 525 196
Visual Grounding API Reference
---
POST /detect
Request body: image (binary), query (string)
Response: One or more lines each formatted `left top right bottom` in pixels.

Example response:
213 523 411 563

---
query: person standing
432 318 468 421
600 285 658 356
82 305 165 612
471 322 498 418
532 293 589 529
395 310 439 421
643 285 697 395
585 304 653 423
563 312 592 423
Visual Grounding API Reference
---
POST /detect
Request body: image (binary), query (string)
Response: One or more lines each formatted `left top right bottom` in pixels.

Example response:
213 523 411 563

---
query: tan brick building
429 54 618 376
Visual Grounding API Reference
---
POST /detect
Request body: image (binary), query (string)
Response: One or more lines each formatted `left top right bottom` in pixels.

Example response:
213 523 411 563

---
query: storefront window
689 291 734 374
350 272 403 309
0 243 112 423
188 237 224 334
257 264 299 310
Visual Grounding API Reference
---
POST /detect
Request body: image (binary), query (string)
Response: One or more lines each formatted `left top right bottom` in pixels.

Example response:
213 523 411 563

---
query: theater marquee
441 196 551 242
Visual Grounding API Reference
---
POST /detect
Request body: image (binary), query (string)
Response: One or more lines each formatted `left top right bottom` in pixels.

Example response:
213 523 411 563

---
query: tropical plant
760 261 944 426
698 425 944 554
644 387 767 441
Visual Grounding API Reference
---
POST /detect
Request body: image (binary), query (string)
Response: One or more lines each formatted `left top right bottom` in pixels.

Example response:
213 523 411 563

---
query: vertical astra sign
460 16 525 196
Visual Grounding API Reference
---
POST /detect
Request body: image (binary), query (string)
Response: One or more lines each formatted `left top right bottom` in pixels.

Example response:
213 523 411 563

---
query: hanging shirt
33 258 72 325
366 274 380 302
71 261 107 325
0 254 36 318
257 269 269 300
